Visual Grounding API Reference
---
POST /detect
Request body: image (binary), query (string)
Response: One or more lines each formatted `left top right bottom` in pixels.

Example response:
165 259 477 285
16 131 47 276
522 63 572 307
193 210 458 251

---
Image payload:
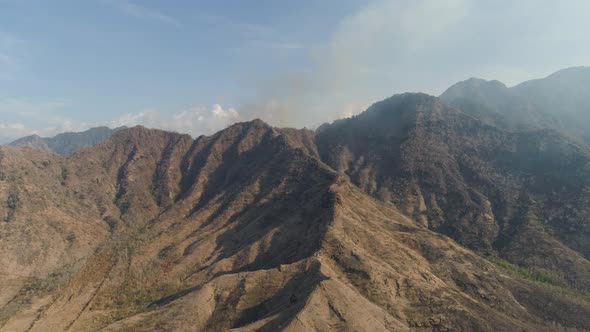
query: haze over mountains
6 67 590 156
8 127 122 156
441 66 590 144
1 67 590 331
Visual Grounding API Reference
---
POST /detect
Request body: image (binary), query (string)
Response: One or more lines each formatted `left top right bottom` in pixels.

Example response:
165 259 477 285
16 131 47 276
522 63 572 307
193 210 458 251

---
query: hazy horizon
2 0 590 142
3 66 587 144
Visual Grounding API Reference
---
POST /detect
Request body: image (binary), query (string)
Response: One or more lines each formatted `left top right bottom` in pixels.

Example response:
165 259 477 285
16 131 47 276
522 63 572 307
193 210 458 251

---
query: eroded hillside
1 116 589 331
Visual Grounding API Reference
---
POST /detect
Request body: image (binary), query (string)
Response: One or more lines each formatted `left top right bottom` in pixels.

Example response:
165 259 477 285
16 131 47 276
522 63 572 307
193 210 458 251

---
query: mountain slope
440 67 590 143
5 135 51 153
2 122 589 331
316 93 590 292
513 67 590 142
0 146 110 331
440 78 554 131
8 126 121 156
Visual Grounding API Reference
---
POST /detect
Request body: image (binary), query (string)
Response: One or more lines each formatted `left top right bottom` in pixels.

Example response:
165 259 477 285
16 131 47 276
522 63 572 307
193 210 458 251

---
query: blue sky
1 0 590 142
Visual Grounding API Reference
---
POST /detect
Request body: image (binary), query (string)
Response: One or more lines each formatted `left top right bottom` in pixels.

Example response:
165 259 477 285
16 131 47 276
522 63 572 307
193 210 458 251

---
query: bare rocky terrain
1 91 590 331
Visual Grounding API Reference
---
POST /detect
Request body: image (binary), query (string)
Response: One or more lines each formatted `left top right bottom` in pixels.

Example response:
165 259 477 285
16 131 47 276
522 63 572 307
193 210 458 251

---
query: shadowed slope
441 67 590 144
316 94 590 292
94 179 590 332
2 120 590 331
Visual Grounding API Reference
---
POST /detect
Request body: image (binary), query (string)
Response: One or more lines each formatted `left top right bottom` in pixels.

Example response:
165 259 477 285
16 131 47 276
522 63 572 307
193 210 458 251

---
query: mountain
513 67 590 142
440 67 590 143
2 115 590 331
316 94 590 292
439 78 554 131
8 126 121 156
5 135 51 153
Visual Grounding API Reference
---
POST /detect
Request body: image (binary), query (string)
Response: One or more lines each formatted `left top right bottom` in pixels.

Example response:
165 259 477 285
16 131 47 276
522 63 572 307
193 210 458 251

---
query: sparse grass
20 276 60 295
488 256 554 284
0 273 65 325
97 278 185 313
488 256 590 308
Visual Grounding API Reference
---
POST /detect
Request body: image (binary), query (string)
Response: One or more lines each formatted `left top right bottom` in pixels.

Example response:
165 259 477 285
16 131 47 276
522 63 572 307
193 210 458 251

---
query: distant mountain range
1 67 590 331
8 126 123 156
8 66 590 157
441 66 590 143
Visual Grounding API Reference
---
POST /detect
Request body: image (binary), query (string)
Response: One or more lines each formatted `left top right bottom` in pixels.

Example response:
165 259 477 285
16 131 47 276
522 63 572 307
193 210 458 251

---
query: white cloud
337 101 370 120
113 1 180 26
0 121 91 144
0 97 87 142
241 0 469 128
243 0 590 129
0 123 30 143
311 0 468 113
1 100 241 143
110 104 241 137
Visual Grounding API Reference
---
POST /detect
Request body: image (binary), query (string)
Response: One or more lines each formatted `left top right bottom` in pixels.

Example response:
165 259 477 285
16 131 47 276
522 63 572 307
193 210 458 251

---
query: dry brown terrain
1 106 590 331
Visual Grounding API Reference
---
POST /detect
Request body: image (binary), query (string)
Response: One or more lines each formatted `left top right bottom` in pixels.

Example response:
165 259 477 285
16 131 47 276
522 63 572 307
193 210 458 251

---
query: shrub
4 190 19 222
60 167 69 185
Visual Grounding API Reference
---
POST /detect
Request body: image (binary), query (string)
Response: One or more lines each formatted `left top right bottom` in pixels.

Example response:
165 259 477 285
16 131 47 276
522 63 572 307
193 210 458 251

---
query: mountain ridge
8 126 123 156
2 84 590 330
440 66 590 143
316 93 590 290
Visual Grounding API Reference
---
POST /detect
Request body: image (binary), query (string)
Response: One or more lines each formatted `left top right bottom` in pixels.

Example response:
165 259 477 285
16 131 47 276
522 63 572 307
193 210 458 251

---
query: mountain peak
440 77 508 102
8 126 120 156
547 66 590 78
4 84 590 330
363 93 441 116
362 93 447 118
453 77 507 88
316 93 458 144
224 118 271 132
105 125 192 153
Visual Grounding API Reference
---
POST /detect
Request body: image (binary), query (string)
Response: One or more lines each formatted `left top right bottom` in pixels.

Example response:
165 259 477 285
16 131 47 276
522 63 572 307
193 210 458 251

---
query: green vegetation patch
488 256 554 284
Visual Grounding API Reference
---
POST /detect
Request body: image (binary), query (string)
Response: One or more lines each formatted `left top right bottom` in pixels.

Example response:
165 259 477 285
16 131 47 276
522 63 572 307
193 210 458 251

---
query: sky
1 0 590 143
